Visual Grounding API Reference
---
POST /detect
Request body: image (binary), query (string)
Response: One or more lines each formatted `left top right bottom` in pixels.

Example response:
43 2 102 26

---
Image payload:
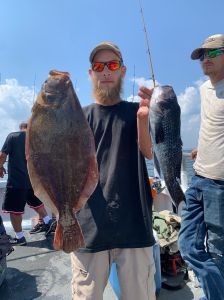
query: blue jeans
178 175 224 300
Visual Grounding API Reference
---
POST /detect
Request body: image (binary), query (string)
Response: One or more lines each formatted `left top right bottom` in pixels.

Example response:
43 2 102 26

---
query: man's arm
0 151 7 178
137 86 153 160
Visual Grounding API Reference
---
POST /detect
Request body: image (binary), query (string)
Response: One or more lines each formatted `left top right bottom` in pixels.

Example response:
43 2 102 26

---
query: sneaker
29 222 45 234
45 219 57 236
10 236 27 246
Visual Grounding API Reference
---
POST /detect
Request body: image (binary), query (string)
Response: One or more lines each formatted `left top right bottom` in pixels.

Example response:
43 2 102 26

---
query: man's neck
95 97 122 106
209 73 224 86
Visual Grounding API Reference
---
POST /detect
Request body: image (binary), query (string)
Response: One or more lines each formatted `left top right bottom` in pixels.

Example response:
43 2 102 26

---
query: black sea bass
150 85 185 209
26 70 98 253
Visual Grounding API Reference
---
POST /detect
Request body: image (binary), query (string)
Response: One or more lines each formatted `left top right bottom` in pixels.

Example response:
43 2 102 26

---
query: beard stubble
92 77 123 105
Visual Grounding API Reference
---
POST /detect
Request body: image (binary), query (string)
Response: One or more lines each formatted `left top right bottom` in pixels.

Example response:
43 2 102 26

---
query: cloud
127 95 139 102
178 85 201 116
127 77 159 102
178 79 206 148
0 79 34 147
134 77 156 88
127 76 206 149
0 76 206 150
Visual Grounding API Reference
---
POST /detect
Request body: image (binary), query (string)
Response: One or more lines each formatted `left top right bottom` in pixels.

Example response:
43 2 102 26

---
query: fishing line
132 64 136 102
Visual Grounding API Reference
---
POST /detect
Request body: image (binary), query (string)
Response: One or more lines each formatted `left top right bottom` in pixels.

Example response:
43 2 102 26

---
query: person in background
31 212 57 236
178 34 224 300
70 42 156 300
0 122 56 245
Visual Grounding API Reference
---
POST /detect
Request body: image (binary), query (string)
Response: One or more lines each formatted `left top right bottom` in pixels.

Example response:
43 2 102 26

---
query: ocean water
0 151 195 186
146 150 194 186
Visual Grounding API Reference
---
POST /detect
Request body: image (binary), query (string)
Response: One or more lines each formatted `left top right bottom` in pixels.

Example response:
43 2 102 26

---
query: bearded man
70 42 156 300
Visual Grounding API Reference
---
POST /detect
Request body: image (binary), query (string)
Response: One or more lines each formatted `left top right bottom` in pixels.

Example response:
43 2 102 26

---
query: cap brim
191 44 224 60
191 48 203 60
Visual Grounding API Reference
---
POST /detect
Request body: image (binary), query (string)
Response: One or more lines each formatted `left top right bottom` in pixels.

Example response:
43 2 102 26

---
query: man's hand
0 166 6 178
138 86 153 101
191 148 198 160
0 152 7 177
137 86 153 119
136 86 154 160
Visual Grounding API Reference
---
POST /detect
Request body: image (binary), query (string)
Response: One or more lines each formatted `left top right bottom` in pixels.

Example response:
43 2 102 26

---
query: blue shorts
2 187 44 214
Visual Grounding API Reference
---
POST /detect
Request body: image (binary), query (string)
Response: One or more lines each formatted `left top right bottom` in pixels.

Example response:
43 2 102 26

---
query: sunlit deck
0 228 204 300
0 176 204 300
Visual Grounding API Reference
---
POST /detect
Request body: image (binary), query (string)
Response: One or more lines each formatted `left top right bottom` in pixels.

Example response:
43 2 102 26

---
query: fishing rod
132 64 136 102
138 0 156 87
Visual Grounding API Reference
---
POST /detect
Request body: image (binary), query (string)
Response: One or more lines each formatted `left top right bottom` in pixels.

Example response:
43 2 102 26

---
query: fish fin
53 220 85 254
155 121 165 144
74 156 98 212
153 153 161 177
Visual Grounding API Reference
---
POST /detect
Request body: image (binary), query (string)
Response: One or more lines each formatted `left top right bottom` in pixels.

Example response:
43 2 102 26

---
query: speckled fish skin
150 85 185 208
26 70 98 253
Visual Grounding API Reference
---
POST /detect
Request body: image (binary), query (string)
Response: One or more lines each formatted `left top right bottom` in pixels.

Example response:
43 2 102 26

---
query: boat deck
0 179 204 300
0 228 204 300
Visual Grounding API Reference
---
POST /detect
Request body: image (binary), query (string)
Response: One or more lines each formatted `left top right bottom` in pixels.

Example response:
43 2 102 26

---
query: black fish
150 85 185 209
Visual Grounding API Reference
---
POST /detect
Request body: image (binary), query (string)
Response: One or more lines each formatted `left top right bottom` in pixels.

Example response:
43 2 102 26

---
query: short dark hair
19 122 28 130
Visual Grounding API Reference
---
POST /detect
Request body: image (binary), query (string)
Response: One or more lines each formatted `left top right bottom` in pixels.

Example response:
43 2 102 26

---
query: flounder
26 70 98 253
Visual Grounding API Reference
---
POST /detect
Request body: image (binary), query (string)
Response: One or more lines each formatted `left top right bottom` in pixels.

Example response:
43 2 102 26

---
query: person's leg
27 189 56 234
28 191 47 233
203 178 224 279
34 205 47 219
178 175 224 300
10 213 22 233
115 247 155 300
71 250 109 300
8 213 27 245
2 188 27 245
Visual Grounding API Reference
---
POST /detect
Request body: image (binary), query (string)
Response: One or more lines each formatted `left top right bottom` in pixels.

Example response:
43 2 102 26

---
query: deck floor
0 229 204 300
0 187 204 300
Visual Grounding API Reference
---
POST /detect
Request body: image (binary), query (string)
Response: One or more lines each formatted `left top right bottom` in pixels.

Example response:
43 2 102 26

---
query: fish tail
53 222 63 250
53 220 85 253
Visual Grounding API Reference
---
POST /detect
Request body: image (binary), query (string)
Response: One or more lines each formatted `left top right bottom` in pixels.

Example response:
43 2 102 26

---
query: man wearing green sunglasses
179 34 224 300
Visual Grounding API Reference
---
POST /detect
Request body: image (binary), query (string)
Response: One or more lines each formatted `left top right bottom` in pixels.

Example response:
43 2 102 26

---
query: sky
0 0 223 149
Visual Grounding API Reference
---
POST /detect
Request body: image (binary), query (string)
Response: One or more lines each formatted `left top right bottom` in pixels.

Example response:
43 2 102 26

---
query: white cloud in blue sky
0 76 204 149
127 76 205 149
178 81 203 149
0 79 34 145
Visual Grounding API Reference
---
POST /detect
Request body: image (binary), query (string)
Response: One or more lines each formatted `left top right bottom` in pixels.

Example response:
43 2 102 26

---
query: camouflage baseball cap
191 34 224 60
89 41 123 63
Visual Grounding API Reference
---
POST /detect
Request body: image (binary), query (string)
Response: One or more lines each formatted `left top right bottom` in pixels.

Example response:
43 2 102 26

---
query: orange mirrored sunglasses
91 60 123 72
